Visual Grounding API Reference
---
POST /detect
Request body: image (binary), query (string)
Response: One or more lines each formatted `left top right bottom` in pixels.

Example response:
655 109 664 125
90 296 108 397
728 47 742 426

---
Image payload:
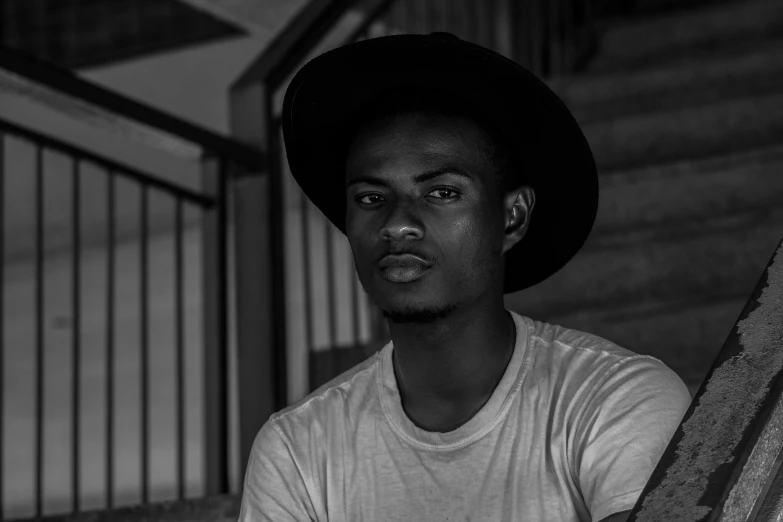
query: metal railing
0 46 263 519
0 0 613 517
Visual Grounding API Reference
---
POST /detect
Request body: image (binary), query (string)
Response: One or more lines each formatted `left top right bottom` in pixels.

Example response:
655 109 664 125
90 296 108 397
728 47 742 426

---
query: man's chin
380 302 457 325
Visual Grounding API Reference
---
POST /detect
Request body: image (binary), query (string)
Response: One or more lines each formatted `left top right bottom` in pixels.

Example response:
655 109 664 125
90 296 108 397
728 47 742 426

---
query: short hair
343 86 522 196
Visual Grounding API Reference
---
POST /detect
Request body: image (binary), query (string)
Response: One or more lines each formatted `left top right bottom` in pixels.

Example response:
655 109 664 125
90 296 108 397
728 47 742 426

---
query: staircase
4 0 783 519
514 0 783 394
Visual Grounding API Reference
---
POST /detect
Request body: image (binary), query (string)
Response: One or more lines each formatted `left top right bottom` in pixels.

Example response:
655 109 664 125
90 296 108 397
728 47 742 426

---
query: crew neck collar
376 310 532 450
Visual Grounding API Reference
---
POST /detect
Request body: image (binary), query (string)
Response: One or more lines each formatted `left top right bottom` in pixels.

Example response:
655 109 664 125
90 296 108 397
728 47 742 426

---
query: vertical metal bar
105 171 115 511
175 199 185 500
216 159 230 493
140 186 149 504
71 158 81 514
324 220 338 379
35 145 44 519
268 113 288 412
0 132 5 521
201 156 229 495
300 191 314 390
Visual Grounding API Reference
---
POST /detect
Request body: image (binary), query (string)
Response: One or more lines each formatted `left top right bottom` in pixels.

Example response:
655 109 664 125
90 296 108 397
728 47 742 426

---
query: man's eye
357 193 383 205
428 188 460 199
355 188 460 205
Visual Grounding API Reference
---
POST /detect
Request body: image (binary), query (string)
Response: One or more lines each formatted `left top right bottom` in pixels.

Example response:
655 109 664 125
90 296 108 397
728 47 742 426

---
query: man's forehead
346 164 477 189
345 115 492 179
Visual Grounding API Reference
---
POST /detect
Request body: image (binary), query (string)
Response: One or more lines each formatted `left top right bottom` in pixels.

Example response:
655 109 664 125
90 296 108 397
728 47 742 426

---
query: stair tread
594 144 783 234
588 0 783 72
580 91 783 172
508 209 782 320
528 1 783 397
548 37 783 122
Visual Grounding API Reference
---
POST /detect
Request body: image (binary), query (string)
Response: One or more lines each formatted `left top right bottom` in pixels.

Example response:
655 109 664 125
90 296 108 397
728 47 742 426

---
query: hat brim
282 34 598 294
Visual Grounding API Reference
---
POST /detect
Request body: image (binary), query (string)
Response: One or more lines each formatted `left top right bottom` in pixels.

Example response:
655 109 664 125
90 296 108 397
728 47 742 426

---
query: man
239 33 691 521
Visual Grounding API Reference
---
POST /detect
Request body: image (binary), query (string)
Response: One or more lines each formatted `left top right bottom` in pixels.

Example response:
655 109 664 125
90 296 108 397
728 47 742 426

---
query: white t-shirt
239 310 691 522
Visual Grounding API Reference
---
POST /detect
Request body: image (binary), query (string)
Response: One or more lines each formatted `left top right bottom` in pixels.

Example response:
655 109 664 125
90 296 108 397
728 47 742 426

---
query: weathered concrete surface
630 240 783 521
549 37 783 124
6 496 240 522
507 209 782 320
722 389 783 521
594 145 783 235
588 0 783 72
582 92 783 173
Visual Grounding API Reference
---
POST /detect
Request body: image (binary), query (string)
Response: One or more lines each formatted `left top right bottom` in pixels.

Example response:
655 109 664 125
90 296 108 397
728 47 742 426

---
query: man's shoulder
526 318 639 361
522 316 687 396
268 346 385 435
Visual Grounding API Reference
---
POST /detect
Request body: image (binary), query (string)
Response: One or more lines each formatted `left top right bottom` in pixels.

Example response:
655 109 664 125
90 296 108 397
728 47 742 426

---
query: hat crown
428 32 461 42
282 33 598 294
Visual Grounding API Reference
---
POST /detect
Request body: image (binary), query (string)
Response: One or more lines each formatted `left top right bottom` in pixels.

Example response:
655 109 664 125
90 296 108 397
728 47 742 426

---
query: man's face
345 112 509 324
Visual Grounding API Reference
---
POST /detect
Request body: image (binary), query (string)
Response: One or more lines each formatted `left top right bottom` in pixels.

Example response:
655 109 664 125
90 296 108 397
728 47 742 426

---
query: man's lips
378 253 432 269
377 254 432 284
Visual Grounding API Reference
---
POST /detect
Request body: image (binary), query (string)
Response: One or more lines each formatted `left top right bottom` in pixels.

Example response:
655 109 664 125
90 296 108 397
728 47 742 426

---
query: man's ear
501 185 535 256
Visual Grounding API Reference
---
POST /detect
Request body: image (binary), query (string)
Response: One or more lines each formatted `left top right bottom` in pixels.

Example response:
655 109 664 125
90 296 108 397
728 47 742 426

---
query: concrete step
541 293 748 391
624 0 736 16
582 91 783 172
547 38 783 124
506 207 783 319
587 0 783 73
594 145 783 238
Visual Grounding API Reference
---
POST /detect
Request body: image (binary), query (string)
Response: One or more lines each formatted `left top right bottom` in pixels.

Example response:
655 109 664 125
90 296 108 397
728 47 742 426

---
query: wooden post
228 82 287 485
628 235 783 521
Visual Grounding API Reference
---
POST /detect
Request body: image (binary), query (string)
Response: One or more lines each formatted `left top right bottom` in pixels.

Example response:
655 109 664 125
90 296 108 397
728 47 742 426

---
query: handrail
0 46 264 170
627 235 783 520
0 117 215 207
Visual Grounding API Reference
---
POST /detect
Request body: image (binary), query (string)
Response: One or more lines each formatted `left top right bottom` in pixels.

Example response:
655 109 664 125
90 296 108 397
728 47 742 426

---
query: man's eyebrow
346 167 475 189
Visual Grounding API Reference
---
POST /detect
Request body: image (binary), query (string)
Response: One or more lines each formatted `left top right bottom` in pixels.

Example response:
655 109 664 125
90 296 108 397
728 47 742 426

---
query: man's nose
380 203 424 241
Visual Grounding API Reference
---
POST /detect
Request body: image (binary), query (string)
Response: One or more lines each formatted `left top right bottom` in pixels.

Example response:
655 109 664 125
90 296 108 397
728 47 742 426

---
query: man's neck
389 301 516 432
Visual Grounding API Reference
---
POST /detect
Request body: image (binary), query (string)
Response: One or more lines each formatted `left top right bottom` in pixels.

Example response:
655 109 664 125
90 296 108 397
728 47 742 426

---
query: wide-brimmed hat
281 32 598 294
